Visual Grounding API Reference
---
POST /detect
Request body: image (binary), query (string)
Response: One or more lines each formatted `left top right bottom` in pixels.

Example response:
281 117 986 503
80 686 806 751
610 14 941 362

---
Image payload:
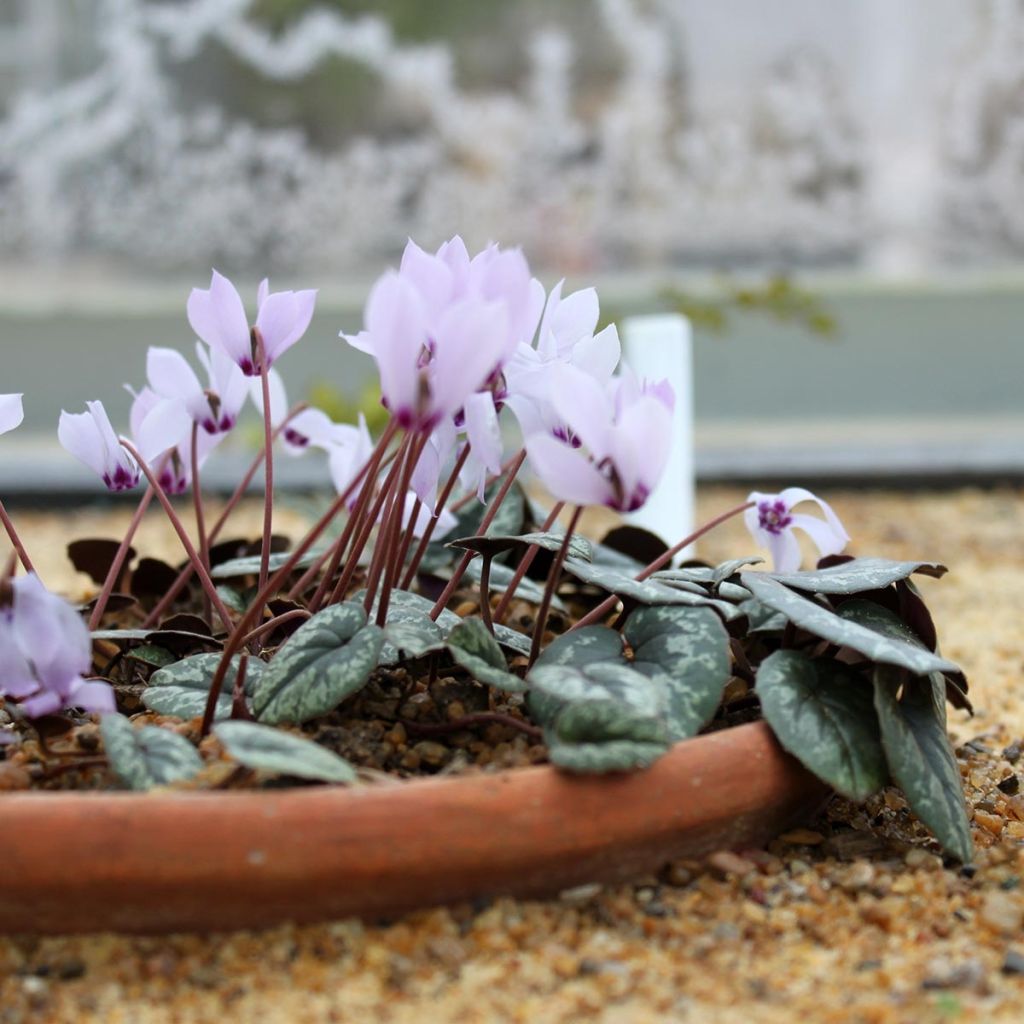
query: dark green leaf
451 480 527 540
768 558 947 595
209 547 326 579
370 589 460 666
214 720 356 784
546 734 668 774
873 667 972 862
447 531 592 563
462 559 560 608
624 604 731 740
252 602 383 724
143 653 262 721
126 644 176 668
757 650 887 800
563 559 740 618
740 574 961 676
382 611 446 659
100 714 202 791
446 618 525 692
492 623 532 656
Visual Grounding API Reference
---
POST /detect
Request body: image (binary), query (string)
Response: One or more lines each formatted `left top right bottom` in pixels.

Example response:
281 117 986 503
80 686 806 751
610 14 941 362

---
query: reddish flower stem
119 440 235 633
141 403 308 629
254 330 275 612
88 484 155 630
0 498 34 576
200 441 394 736
569 500 756 631
239 607 311 649
399 444 470 589
492 501 565 624
529 505 583 665
428 449 527 621
191 423 211 622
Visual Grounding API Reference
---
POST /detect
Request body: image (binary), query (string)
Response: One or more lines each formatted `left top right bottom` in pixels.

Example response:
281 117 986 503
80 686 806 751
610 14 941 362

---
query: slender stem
0 498 34 575
570 500 756 631
230 653 250 721
492 502 565 624
324 438 407 610
200 445 389 737
478 554 494 634
88 484 155 630
141 403 308 628
255 330 274 600
304 420 400 612
118 440 235 633
239 607 311 648
428 449 527 621
375 432 428 626
400 444 470 589
191 423 211 622
529 505 582 665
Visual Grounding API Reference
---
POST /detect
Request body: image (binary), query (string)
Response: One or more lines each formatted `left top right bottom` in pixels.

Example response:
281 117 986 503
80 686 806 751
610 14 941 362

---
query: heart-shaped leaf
448 530 593 563
126 644 176 669
143 653 262 721
757 650 887 800
546 735 668 774
768 558 947 595
563 559 739 617
446 618 525 692
740 574 961 677
100 714 202 791
873 667 972 862
252 602 384 724
368 589 460 666
624 604 731 740
492 623 533 656
462 559 561 608
382 611 446 659
214 720 356 784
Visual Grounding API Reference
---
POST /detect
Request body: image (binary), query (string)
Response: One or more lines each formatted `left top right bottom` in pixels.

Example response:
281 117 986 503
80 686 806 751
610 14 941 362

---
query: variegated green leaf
101 714 203 791
757 650 887 800
873 667 972 862
624 604 731 740
214 720 356 784
447 531 593 563
252 602 383 724
446 618 525 692
210 547 327 579
143 653 262 721
768 558 946 595
546 734 668 774
740 573 960 676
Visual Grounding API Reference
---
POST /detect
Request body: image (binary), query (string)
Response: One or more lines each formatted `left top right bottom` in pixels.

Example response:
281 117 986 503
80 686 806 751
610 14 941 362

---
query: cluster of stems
2 386 756 740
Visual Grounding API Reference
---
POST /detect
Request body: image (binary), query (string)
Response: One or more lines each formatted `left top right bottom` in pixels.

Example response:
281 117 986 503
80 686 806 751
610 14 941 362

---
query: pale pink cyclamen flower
58 401 140 492
127 386 223 494
343 237 543 435
0 573 114 718
525 363 675 512
744 488 850 572
0 394 24 435
187 271 317 376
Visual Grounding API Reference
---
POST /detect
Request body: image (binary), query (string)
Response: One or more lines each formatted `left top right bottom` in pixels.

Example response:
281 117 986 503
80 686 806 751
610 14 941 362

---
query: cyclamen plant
0 238 973 862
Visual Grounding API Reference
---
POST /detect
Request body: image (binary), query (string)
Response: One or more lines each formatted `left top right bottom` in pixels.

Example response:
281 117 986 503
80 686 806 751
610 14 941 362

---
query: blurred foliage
308 380 389 434
657 276 837 339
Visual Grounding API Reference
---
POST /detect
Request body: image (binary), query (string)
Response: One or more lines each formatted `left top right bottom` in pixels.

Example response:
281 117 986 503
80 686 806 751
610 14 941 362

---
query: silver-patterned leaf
210 547 327 579
446 618 525 692
366 589 460 666
768 558 947 595
546 734 669 774
382 611 446 659
462 559 562 609
873 667 972 862
740 574 960 676
252 602 384 724
143 653 262 721
451 480 527 539
563 559 739 618
624 604 731 741
492 623 533 656
214 720 356 784
101 713 203 791
757 650 887 800
447 530 593 563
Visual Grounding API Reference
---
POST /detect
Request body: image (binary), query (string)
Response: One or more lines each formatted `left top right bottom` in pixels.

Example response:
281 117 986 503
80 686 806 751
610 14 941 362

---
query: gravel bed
2 486 1023 1022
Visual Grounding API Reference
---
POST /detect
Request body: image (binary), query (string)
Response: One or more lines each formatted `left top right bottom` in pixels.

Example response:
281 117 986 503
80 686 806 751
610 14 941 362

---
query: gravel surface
2 486 1024 1023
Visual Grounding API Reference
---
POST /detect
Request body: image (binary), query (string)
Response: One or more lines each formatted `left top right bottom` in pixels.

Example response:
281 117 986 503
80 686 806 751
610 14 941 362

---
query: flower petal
187 270 251 370
789 512 849 561
0 393 24 436
526 433 611 507
429 299 508 419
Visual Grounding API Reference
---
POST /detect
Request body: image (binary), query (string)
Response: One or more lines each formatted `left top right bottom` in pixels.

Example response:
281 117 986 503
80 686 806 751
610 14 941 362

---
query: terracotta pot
1 721 826 935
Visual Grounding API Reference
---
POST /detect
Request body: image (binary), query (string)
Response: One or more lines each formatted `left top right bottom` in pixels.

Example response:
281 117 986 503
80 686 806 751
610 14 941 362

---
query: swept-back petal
549 363 613 457
0 393 24 435
255 288 317 366
187 270 250 370
429 299 508 419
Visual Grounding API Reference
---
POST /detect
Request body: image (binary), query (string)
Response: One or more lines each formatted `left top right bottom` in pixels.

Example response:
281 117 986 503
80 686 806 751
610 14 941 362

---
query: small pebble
1001 949 1024 975
997 774 1020 795
905 848 943 871
1003 740 1022 764
706 851 756 877
975 810 1005 837
779 828 824 846
979 891 1024 935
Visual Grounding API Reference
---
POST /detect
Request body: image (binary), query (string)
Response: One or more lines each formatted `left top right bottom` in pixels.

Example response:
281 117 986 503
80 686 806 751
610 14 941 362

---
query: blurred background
2 0 1023 492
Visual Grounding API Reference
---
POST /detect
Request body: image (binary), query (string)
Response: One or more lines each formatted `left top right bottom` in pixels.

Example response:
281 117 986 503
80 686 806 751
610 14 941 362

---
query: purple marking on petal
239 357 256 376
284 428 310 448
757 499 793 536
201 417 218 434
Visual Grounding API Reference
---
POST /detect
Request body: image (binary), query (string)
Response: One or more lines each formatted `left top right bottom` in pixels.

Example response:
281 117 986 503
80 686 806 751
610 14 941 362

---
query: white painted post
622 313 695 560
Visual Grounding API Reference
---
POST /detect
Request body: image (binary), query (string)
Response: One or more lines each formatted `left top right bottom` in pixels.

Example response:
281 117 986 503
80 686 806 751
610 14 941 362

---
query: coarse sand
2 486 1023 1023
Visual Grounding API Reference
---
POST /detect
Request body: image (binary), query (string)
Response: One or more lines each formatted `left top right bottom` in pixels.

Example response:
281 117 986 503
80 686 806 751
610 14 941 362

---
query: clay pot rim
0 719 828 935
